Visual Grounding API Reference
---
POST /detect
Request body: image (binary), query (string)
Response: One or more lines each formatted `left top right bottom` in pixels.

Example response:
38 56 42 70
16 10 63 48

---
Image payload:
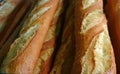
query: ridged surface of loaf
33 0 63 73
72 0 116 74
0 0 32 49
0 0 60 73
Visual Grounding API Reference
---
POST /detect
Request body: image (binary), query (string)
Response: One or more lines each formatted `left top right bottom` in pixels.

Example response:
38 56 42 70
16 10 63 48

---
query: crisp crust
0 0 32 66
33 1 63 73
0 0 59 73
0 0 31 48
71 0 116 74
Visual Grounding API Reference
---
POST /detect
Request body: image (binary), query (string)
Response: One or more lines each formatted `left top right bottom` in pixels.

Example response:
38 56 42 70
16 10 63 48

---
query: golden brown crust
0 0 60 73
0 24 22 65
0 0 31 48
72 0 116 74
33 1 63 74
0 0 32 67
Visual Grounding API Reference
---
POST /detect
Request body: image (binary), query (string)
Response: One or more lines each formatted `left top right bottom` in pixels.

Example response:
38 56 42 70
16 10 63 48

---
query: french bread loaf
71 0 116 74
0 0 60 73
0 0 33 65
0 0 32 48
33 0 64 74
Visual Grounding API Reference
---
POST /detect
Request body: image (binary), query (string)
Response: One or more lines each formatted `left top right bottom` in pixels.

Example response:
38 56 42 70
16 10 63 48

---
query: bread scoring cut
81 9 103 34
82 0 98 9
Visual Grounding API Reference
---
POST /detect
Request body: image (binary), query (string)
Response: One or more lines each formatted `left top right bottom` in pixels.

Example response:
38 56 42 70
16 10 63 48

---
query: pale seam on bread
34 48 54 74
54 5 62 19
81 34 98 74
33 7 62 74
72 0 116 73
20 7 51 35
81 9 104 34
80 9 114 73
0 1 14 14
0 0 54 72
33 25 56 74
80 9 113 74
40 48 54 64
33 0 64 73
2 24 39 66
82 0 98 9
19 0 52 34
81 27 113 74
36 0 49 7
92 28 112 74
45 25 56 42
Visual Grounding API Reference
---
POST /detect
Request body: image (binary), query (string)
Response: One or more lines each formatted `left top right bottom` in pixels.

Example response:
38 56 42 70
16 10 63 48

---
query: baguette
0 0 23 33
0 0 32 48
50 0 75 74
33 0 64 74
106 0 120 73
0 24 22 65
0 0 33 64
0 0 60 73
72 0 116 74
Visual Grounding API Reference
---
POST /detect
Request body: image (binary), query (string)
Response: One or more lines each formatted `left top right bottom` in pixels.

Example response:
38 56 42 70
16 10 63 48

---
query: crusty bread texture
33 0 64 74
0 0 31 48
0 0 60 73
72 0 116 74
